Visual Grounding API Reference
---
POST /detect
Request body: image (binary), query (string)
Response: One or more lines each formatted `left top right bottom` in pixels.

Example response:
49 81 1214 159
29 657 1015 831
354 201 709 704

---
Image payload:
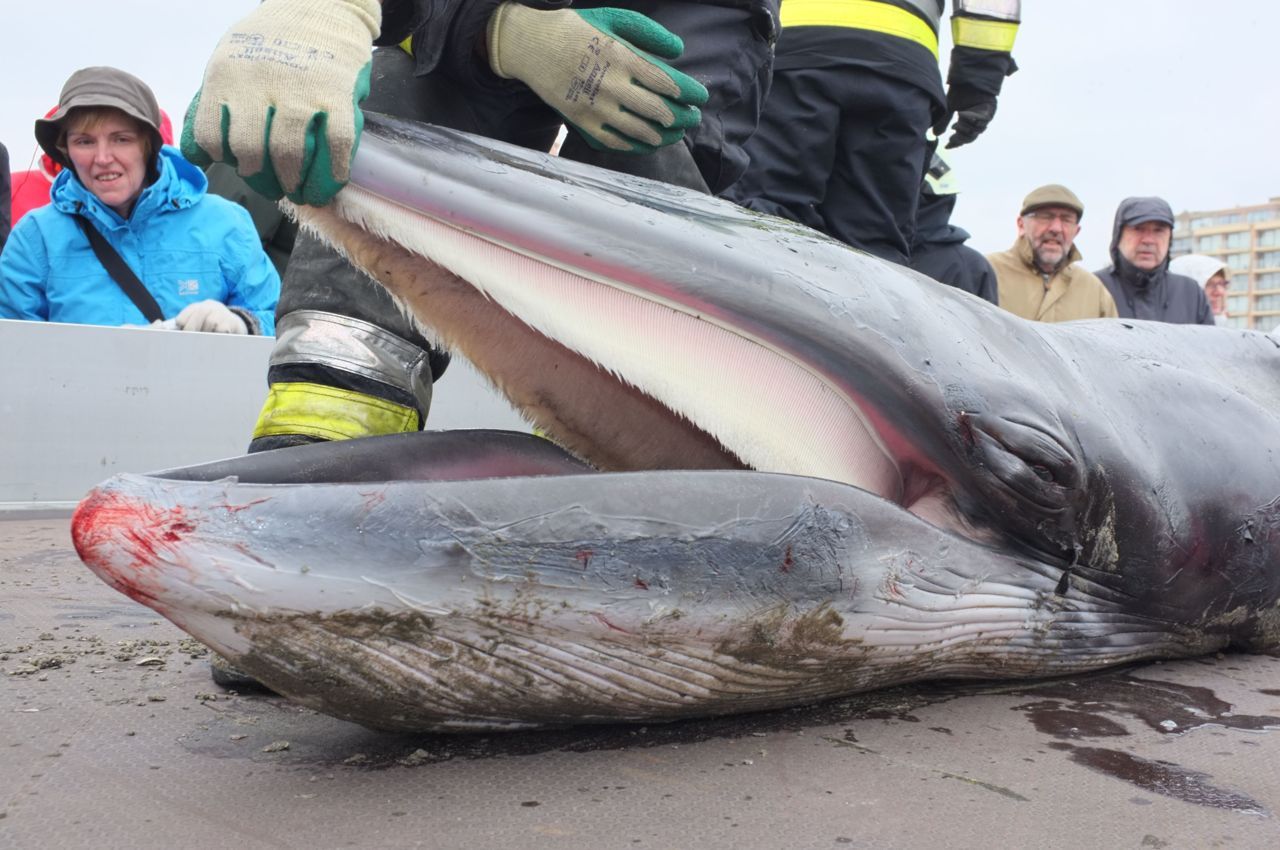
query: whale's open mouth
281 115 994 547
300 182 984 543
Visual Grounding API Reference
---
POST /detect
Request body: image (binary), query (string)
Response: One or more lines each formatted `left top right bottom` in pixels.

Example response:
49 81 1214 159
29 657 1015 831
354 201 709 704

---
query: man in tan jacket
987 184 1118 322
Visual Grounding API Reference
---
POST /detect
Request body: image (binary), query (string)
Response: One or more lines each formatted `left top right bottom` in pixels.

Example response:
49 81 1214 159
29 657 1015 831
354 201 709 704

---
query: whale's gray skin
72 114 1280 732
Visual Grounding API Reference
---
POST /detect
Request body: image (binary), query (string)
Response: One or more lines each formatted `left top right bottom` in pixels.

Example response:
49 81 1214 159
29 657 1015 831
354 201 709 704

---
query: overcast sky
4 1 1276 266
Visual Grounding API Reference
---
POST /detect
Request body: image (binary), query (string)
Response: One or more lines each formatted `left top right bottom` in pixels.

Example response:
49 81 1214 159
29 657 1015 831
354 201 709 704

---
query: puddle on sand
1047 743 1268 816
1011 675 1280 738
1007 675 1280 816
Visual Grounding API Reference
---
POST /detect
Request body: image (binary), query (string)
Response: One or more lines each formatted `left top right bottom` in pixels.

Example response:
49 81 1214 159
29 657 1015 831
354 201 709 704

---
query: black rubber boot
209 653 273 692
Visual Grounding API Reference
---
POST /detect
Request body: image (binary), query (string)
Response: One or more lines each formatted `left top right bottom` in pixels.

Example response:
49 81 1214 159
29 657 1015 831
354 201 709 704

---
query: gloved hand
933 87 998 149
175 301 250 334
181 0 381 206
487 4 708 153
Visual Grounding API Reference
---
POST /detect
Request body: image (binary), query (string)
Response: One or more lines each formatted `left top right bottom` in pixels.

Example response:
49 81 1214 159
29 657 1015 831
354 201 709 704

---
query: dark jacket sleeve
945 6 1020 100
377 0 422 44
380 0 569 84
383 0 778 91
382 0 779 86
969 248 999 306
1194 285 1216 326
946 46 1016 100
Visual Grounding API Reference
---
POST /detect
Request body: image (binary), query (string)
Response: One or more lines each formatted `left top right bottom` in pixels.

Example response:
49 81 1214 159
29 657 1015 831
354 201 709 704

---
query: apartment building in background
1172 197 1280 331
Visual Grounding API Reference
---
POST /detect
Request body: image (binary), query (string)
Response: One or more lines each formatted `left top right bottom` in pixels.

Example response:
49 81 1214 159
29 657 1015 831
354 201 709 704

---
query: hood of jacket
913 192 970 246
49 146 208 230
1168 253 1228 288
1096 200 1212 324
1107 196 1175 290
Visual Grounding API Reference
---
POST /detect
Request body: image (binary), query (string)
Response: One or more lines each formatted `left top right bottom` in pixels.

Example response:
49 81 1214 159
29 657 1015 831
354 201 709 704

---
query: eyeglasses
1024 211 1079 227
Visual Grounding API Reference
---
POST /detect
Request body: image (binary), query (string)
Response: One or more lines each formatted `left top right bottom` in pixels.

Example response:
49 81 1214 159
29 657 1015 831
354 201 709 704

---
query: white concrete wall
0 319 526 508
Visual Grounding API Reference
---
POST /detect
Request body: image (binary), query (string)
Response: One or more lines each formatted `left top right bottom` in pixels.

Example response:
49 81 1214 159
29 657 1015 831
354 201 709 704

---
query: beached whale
72 114 1280 731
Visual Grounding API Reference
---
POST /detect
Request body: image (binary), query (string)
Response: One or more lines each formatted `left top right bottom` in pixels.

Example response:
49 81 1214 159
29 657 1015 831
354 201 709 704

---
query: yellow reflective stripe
952 17 1018 52
781 0 939 58
399 36 413 56
252 382 419 443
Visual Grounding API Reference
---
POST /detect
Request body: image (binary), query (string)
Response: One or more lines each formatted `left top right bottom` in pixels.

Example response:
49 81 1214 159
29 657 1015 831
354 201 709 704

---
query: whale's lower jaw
71 468 1219 733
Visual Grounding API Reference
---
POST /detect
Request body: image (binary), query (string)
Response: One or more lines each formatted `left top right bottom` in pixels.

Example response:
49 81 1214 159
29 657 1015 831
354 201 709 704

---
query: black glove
933 87 998 149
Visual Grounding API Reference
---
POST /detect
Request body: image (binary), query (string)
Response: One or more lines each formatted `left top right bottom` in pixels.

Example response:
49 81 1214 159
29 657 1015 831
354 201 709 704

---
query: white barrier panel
0 319 526 508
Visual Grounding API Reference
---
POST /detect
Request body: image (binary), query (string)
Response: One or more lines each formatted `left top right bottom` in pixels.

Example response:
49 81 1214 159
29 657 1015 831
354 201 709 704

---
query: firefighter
723 0 1020 265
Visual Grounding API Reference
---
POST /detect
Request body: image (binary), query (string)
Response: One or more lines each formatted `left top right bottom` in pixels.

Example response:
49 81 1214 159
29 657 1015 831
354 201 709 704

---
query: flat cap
1020 184 1085 219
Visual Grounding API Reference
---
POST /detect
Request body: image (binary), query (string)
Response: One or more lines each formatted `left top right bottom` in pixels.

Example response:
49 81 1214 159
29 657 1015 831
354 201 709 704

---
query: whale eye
959 412 1081 512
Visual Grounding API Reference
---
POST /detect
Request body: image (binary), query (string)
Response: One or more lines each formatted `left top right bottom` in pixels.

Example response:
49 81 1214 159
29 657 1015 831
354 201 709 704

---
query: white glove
486 4 707 153
175 300 249 334
181 0 381 206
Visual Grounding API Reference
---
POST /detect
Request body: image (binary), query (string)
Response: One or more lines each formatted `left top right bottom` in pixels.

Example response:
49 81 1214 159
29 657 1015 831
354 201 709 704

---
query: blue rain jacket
0 147 279 334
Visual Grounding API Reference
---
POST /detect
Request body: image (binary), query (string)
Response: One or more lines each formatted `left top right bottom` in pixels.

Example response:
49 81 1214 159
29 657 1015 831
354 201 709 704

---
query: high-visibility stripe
251 382 420 443
781 0 940 58
955 0 1021 24
952 16 1018 52
399 36 413 56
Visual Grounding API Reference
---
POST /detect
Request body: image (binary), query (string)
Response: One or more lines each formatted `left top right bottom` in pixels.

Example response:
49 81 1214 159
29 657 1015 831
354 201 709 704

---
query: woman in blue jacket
0 66 279 335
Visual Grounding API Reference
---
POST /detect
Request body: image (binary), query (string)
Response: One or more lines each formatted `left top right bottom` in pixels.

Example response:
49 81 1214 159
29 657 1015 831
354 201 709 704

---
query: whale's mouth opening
290 185 980 541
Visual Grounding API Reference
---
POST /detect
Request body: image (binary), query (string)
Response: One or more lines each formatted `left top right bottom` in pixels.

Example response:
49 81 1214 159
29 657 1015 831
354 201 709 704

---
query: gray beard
1033 247 1069 275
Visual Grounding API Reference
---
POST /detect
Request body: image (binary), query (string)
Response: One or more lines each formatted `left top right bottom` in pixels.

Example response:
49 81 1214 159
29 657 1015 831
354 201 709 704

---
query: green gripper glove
181 0 380 206
486 3 709 153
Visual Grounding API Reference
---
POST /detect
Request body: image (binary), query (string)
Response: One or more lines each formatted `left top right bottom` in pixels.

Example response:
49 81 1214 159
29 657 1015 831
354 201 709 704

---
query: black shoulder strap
74 214 165 324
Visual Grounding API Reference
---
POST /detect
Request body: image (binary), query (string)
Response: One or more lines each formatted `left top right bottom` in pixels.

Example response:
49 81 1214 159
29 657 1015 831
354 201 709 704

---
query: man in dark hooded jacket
1095 197 1214 325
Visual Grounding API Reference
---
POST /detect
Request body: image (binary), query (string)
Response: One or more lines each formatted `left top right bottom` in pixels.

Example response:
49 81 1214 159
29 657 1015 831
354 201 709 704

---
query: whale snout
72 486 198 607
